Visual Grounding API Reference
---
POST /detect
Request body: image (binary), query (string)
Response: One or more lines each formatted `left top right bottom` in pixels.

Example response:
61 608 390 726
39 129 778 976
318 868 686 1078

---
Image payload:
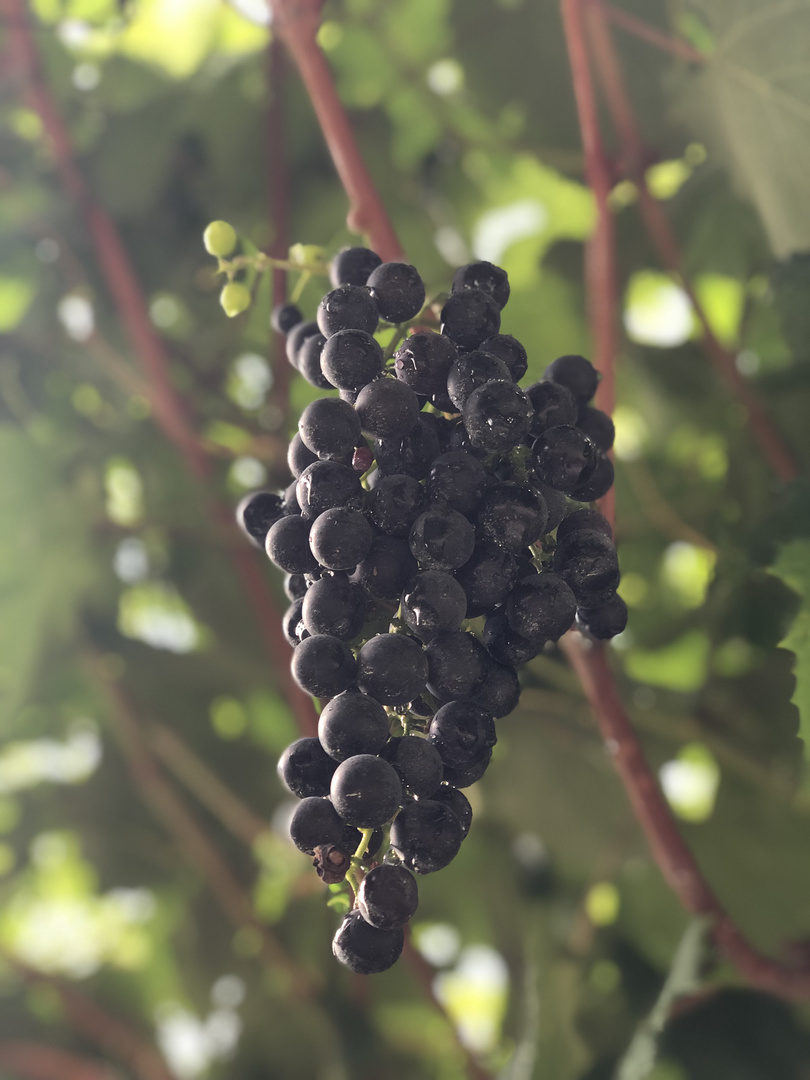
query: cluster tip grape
212 232 624 975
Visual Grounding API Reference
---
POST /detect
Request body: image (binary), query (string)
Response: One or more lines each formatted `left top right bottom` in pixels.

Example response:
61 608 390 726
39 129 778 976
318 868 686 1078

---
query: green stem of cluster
217 253 328 278
345 827 375 897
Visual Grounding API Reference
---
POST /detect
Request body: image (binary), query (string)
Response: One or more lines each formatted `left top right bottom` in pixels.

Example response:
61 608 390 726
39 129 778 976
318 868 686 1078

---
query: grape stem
269 0 405 261
561 633 810 1000
580 0 798 484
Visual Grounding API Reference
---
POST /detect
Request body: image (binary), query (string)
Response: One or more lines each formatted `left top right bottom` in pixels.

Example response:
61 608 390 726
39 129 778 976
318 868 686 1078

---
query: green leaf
770 538 810 775
681 1 810 256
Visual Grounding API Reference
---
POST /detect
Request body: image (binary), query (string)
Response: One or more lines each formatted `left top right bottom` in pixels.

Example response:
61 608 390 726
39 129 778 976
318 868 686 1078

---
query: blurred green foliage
1 1 809 1078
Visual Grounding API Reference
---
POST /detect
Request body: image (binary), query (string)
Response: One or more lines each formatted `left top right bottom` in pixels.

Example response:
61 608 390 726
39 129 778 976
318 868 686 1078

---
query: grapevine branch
0 952 179 1080
270 0 810 1002
560 637 810 999
0 1042 116 1080
2 1 318 738
86 652 319 1001
269 0 404 262
583 0 797 484
596 1 707 64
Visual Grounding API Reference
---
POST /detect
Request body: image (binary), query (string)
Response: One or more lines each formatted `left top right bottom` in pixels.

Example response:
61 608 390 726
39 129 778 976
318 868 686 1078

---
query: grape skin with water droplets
233 252 621 976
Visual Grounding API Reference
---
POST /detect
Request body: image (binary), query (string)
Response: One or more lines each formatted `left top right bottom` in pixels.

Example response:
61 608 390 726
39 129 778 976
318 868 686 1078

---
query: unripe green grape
204 220 237 258
220 281 251 317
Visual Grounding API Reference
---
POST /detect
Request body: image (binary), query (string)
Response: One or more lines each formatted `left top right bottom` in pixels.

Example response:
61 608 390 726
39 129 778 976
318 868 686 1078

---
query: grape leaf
770 539 810 776
681 0 810 256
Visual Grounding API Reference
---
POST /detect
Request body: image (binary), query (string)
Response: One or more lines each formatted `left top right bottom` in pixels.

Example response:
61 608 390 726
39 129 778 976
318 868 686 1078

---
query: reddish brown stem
270 0 404 261
87 653 318 1000
4 4 319 739
584 2 798 484
560 0 618 528
0 1043 115 1080
1 0 209 480
596 0 707 64
561 635 810 1000
149 721 270 846
267 37 293 418
0 956 178 1080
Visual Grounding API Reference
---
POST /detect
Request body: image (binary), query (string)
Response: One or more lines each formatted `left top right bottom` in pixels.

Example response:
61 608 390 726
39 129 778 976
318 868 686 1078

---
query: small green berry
220 282 251 317
204 220 237 258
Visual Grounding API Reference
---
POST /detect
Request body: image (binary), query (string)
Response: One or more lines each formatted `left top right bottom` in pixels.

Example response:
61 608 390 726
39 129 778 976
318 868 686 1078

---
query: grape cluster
236 249 624 974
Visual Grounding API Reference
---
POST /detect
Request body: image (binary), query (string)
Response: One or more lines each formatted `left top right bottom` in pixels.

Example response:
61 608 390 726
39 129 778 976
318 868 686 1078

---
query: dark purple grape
272 302 303 335
446 349 510 411
571 452 614 502
389 799 463 873
298 332 334 389
296 460 362 520
351 535 417 602
409 506 475 571
426 631 488 701
357 864 419 929
367 262 426 323
356 633 428 705
452 261 510 309
473 657 521 718
462 380 533 451
374 416 441 480
278 737 337 799
355 377 421 440
283 598 308 647
477 483 548 554
576 593 627 639
282 480 300 516
442 748 492 789
236 490 284 548
330 753 402 827
556 507 613 545
317 285 379 337
483 610 541 666
576 405 615 450
289 796 344 854
284 572 309 601
552 528 620 604
368 473 424 537
332 909 404 974
480 333 527 381
285 320 319 369
526 380 578 437
318 690 390 762
301 573 367 640
505 572 578 642
330 246 382 288
394 332 458 404
287 432 318 479
266 515 319 574
425 451 489 516
299 398 362 462
290 634 358 698
531 425 597 493
309 506 375 571
381 735 443 797
441 288 501 350
320 329 384 391
431 785 473 838
428 700 496 768
543 354 599 403
454 544 520 617
401 570 468 642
